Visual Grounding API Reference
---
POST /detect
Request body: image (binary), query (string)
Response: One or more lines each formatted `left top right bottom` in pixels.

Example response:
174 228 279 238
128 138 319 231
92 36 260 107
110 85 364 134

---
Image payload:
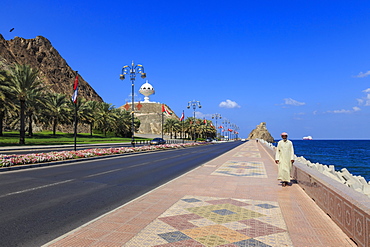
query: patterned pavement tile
240 147 259 152
211 161 267 178
233 152 261 158
186 204 265 223
234 238 272 247
206 199 250 207
123 196 293 247
236 219 286 238
159 214 202 230
154 239 205 246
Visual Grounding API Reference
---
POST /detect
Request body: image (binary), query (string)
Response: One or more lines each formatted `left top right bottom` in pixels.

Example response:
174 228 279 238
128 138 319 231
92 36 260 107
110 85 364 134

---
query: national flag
71 75 79 103
162 104 172 115
180 111 185 121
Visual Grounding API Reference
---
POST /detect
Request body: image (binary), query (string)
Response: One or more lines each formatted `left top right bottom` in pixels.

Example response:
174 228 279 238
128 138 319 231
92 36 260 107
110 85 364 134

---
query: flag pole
161 104 164 139
74 103 77 151
73 71 78 151
182 110 184 143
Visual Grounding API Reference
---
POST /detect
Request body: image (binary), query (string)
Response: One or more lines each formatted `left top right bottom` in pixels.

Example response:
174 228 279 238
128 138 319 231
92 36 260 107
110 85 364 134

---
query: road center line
0 179 74 199
85 168 122 178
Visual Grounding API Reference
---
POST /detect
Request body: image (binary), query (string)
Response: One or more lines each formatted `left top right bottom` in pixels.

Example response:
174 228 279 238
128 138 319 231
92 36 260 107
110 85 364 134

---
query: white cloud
357 98 364 105
194 112 212 118
219 99 241 108
283 98 305 106
126 93 141 102
354 71 370 78
191 111 206 118
332 109 351 114
353 106 361 112
357 89 370 106
327 107 361 114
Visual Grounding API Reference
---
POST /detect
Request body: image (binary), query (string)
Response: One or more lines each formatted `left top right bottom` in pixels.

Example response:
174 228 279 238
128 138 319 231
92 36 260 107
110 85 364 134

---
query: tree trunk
19 100 25 145
53 117 57 135
27 111 33 137
90 123 93 136
0 111 4 136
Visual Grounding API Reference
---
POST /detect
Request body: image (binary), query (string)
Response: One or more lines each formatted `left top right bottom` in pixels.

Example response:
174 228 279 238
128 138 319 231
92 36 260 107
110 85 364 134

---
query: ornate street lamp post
212 113 222 140
187 100 201 141
222 119 230 141
234 126 240 140
120 61 146 147
230 124 236 140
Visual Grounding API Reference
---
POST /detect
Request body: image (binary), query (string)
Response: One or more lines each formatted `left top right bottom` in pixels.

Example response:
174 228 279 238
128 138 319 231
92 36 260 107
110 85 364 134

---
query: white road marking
0 179 74 199
85 168 122 178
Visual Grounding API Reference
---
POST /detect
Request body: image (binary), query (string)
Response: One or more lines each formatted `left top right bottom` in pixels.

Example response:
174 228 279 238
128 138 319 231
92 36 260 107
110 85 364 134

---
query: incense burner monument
120 81 178 135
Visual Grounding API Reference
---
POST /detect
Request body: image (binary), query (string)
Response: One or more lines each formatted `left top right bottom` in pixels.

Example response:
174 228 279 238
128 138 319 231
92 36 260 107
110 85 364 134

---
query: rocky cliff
248 122 274 143
0 34 103 102
119 102 179 135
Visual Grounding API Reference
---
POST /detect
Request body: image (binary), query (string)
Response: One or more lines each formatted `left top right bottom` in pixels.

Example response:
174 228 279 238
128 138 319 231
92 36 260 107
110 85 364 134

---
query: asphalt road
0 141 242 247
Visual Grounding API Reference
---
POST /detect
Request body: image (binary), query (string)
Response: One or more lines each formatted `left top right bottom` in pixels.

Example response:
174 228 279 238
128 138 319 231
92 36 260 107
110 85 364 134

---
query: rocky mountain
0 34 103 102
248 122 274 143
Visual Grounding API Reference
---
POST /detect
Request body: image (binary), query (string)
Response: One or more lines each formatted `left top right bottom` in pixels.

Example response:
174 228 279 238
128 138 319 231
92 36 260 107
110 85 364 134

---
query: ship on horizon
303 136 313 140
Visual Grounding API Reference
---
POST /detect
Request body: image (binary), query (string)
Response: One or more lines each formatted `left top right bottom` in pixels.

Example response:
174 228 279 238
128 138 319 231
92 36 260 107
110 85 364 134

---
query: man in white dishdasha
275 132 295 187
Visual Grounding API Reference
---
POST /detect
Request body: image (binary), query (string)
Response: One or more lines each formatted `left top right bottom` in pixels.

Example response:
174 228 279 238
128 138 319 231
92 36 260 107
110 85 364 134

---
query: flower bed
0 142 204 168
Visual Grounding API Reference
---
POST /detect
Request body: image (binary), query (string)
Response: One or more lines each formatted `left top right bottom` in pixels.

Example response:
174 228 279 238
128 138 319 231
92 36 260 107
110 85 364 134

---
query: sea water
289 140 370 182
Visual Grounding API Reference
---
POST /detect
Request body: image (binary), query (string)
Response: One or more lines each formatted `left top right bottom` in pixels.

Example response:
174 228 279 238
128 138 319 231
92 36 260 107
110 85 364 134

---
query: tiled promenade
45 141 355 247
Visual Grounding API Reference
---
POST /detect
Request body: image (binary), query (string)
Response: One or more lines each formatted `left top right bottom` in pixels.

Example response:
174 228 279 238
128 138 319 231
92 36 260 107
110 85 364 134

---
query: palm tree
111 108 133 137
163 118 178 139
80 100 98 136
164 118 181 139
183 118 193 140
0 69 17 136
43 93 70 135
25 90 45 136
173 120 181 139
8 64 43 144
94 102 117 136
200 120 215 139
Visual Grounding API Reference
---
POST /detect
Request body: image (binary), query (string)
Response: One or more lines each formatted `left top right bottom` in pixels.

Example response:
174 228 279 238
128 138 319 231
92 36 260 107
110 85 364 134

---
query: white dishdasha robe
275 139 295 182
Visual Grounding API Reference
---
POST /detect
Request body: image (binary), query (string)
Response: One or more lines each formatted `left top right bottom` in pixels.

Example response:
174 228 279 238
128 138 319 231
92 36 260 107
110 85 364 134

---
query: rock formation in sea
0 34 103 102
248 122 274 143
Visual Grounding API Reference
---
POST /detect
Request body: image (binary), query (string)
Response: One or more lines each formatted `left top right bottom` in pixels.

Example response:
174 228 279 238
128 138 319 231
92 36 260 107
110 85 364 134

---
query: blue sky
2 0 370 139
